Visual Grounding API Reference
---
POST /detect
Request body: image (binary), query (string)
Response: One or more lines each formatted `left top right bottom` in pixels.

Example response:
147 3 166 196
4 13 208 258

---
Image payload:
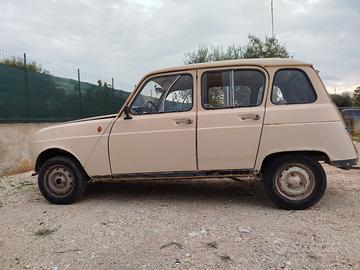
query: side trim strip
92 169 255 181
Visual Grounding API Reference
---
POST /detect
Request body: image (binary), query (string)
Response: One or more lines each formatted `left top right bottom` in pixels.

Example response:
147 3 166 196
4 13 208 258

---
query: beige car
30 59 358 209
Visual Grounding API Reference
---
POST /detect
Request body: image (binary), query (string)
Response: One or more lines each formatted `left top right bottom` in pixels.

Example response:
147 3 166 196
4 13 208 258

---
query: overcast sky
0 0 359 92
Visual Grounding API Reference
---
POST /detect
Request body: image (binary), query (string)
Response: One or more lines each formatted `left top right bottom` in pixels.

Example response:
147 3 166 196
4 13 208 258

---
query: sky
0 0 359 93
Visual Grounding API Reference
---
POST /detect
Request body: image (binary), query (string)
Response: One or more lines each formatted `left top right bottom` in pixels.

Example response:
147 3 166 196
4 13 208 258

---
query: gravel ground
0 145 359 270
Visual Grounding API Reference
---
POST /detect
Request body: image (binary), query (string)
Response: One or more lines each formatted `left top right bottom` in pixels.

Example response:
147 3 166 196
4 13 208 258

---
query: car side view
30 59 358 209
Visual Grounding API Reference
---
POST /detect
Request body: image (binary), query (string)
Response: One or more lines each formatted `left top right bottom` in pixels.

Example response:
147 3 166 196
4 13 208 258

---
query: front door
197 67 268 171
109 71 196 175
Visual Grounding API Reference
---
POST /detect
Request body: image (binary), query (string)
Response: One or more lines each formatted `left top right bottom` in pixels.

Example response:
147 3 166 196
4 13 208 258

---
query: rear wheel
38 156 87 204
263 154 327 210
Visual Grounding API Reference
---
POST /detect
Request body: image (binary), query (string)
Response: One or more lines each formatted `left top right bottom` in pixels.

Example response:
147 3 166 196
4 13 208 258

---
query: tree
184 45 242 64
353 86 360 107
243 35 290 58
330 92 353 108
0 56 50 74
183 34 290 64
97 79 111 88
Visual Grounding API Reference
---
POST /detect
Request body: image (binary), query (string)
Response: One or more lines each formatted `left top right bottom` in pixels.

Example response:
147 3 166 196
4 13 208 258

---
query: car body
341 108 360 134
30 58 358 209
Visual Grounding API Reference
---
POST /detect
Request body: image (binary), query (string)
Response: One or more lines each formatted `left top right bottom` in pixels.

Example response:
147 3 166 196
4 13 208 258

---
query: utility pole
24 53 30 121
271 0 274 37
77 68 82 117
112 77 115 112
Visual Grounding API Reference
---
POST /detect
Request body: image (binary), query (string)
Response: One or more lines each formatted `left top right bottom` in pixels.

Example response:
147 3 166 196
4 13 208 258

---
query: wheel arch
259 150 330 174
35 148 89 179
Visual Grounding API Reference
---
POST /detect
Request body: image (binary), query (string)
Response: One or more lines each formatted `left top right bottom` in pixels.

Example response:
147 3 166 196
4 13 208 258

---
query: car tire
263 154 327 210
38 156 87 204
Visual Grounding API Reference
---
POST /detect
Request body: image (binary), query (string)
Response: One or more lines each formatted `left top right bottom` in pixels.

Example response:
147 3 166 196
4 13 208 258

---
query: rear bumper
331 158 358 169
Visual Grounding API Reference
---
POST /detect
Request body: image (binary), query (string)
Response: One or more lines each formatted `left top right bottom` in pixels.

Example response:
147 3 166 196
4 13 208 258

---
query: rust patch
1 159 32 177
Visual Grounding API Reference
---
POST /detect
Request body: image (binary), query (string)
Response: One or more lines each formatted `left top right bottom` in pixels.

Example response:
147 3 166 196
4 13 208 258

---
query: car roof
145 58 312 77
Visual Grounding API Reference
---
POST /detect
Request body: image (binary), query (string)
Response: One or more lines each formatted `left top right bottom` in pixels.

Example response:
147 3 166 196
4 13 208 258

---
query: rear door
197 66 268 170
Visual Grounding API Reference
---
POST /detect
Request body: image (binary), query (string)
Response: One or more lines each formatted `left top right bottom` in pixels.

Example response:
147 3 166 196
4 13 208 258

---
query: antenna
271 0 274 37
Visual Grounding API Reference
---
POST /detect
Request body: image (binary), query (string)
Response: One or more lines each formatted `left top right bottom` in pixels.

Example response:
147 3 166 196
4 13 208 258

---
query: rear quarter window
271 69 317 105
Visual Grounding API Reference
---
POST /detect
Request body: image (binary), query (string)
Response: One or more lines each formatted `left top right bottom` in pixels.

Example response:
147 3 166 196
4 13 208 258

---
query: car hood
31 114 117 143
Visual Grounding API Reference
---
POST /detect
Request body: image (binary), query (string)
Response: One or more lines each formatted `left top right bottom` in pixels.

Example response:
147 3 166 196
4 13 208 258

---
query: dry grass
352 134 360 142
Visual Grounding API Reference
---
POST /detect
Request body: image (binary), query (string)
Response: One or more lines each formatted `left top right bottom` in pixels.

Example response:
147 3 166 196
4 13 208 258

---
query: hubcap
275 163 315 201
44 165 74 198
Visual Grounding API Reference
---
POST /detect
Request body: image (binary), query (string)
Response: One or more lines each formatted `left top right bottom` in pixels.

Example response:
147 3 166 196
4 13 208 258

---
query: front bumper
331 158 358 169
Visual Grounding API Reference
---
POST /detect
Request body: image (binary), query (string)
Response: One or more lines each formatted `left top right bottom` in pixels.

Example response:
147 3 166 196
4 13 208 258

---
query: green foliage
184 45 243 64
353 86 360 107
97 79 111 88
330 92 353 108
184 46 210 64
0 56 50 74
184 34 290 64
243 35 290 58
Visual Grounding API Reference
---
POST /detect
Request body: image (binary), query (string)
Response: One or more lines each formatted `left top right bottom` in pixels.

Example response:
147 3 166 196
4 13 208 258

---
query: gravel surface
0 145 359 270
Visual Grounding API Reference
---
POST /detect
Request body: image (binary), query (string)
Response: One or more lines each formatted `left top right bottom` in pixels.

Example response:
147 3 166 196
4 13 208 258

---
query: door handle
240 114 260 120
174 118 193 125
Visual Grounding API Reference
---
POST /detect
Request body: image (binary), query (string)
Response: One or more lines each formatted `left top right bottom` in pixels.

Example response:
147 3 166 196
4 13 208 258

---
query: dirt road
1 147 359 270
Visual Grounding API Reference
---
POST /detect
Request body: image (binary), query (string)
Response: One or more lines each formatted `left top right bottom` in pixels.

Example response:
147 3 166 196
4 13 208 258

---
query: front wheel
38 156 87 204
263 154 327 210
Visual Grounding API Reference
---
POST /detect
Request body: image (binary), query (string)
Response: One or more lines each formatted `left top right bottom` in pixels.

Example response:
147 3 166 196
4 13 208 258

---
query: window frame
271 68 318 105
201 68 266 110
129 72 194 115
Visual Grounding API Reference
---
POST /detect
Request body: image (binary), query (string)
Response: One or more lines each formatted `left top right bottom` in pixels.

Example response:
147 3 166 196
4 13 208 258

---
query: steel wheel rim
44 165 75 198
275 163 315 201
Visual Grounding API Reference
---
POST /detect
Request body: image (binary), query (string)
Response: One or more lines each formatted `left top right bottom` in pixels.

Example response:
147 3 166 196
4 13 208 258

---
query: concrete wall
0 123 53 177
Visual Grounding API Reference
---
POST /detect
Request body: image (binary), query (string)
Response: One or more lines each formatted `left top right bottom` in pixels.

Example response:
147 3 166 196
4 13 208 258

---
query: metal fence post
77 68 82 118
23 53 30 121
112 77 115 112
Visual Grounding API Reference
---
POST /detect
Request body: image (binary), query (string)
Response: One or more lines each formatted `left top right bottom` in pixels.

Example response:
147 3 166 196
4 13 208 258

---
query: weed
352 134 360 143
160 242 183 250
34 227 57 237
219 254 232 262
206 241 218 249
16 181 35 190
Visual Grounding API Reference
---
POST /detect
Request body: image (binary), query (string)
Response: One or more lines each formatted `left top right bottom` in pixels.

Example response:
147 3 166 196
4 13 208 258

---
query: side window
233 70 265 107
202 71 231 109
163 75 193 112
202 69 265 109
272 69 317 105
131 74 193 114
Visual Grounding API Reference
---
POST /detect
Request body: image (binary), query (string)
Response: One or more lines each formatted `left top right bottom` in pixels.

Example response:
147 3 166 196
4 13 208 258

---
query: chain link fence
0 51 130 122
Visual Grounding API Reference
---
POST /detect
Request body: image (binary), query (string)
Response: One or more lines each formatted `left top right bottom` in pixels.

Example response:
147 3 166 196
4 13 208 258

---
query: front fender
30 116 115 176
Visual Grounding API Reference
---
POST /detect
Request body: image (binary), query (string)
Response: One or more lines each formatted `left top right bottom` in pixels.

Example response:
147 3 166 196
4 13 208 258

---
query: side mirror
123 105 132 120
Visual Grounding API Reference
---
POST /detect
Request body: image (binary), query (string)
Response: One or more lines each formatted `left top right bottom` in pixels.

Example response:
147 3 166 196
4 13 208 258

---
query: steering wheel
146 100 157 112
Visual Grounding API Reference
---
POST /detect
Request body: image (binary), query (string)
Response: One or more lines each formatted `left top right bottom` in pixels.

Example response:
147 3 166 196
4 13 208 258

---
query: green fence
0 63 130 122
